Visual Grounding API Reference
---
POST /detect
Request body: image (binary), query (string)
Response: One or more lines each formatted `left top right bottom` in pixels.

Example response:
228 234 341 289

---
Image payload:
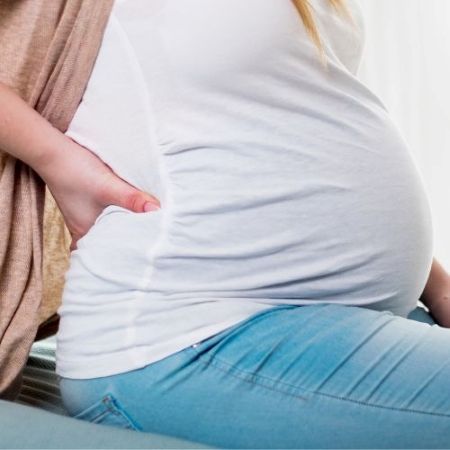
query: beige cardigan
0 0 114 400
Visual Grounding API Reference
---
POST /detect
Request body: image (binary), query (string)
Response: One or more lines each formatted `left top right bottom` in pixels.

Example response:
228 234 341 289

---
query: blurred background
358 0 450 270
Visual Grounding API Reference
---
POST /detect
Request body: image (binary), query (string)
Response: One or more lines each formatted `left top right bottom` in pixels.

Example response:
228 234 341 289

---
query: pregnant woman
1 0 449 447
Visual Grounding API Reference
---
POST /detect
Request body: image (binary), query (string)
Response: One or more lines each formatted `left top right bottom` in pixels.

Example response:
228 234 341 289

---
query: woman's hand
420 258 450 328
0 81 160 251
37 137 161 251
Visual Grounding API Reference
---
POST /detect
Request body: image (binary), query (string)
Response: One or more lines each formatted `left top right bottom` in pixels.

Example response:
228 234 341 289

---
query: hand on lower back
38 137 161 251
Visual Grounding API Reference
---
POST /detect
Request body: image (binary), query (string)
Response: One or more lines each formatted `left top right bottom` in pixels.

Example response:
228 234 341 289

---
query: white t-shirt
56 0 434 379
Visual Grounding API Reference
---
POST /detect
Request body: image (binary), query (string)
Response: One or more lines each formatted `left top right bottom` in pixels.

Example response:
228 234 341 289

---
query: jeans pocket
73 392 141 431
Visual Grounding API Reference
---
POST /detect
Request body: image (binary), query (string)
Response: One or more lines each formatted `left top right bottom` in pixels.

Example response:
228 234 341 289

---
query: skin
420 258 450 327
0 82 449 325
0 82 161 251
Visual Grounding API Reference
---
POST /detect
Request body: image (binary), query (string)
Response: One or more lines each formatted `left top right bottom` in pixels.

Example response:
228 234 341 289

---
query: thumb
103 175 160 213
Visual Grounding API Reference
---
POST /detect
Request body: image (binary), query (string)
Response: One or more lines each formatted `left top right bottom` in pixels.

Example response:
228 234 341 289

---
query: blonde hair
292 0 354 65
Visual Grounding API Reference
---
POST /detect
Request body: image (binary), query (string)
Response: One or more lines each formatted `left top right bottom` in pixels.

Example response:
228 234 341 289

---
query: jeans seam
195 354 311 401
195 354 450 419
102 394 142 431
85 409 109 422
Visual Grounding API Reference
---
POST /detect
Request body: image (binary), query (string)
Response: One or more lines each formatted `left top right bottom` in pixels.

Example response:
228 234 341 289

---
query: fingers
99 172 161 213
143 201 161 212
122 190 161 213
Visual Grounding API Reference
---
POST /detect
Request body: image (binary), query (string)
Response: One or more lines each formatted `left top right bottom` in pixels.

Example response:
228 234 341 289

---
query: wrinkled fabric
0 0 114 399
56 0 433 381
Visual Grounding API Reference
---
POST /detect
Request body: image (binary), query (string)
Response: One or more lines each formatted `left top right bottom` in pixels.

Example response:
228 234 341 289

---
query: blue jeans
59 303 450 449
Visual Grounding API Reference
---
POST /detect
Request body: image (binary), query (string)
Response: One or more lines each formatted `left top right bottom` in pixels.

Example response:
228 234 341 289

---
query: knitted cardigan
0 0 114 400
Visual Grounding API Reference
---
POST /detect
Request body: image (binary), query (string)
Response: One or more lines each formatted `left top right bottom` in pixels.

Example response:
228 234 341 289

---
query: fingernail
144 201 160 212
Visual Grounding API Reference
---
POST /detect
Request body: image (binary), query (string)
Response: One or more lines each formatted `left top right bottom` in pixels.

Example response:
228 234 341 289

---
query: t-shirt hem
55 307 275 379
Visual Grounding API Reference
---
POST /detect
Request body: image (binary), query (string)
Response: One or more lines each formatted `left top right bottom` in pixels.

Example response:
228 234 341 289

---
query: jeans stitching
103 394 142 431
194 353 450 419
195 354 311 402
85 409 109 423
74 394 141 431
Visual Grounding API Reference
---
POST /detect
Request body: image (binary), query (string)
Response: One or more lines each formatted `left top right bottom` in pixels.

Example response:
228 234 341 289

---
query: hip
59 302 450 448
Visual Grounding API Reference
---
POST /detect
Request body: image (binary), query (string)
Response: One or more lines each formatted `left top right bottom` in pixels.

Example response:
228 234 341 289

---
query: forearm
0 81 159 251
420 257 450 310
0 81 69 177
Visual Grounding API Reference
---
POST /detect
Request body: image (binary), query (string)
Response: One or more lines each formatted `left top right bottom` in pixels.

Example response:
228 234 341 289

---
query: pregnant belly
62 132 434 319
140 116 430 310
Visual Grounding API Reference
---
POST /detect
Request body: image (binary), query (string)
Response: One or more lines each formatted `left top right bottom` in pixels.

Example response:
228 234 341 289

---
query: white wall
357 0 450 270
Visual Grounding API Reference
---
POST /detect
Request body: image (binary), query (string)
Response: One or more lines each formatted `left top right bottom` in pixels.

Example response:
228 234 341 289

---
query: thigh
61 303 450 448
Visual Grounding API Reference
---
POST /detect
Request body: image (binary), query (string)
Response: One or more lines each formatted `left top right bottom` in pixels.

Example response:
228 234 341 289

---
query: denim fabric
59 303 450 449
